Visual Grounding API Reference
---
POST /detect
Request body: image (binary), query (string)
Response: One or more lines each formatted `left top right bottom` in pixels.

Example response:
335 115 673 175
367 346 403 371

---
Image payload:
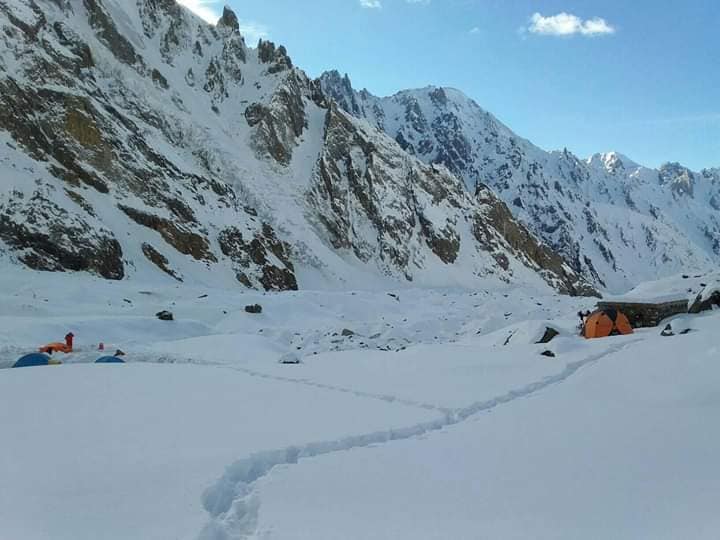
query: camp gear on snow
39 332 75 354
583 309 634 339
14 353 61 368
39 342 72 354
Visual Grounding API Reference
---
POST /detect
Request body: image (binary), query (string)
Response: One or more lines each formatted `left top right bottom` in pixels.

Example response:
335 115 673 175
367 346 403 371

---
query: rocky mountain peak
217 6 240 32
659 162 695 197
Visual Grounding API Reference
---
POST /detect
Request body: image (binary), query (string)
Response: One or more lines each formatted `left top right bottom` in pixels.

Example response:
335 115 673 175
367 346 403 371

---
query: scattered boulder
341 328 355 337
660 324 674 337
279 352 301 365
245 304 263 314
156 310 174 321
541 350 556 358
536 327 560 344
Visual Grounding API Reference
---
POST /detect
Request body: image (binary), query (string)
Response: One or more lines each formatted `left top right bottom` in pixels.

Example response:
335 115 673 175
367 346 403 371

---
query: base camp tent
13 353 62 368
96 356 126 364
583 308 634 339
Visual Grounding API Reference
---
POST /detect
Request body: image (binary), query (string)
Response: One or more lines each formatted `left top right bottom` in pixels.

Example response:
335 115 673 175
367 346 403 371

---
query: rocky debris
218 226 297 291
156 310 174 321
661 324 674 337
341 329 355 337
536 327 560 344
245 304 262 314
540 350 556 358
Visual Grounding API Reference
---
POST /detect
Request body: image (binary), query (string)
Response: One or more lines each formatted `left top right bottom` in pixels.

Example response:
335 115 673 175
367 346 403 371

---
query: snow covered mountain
320 71 720 292
0 0 593 295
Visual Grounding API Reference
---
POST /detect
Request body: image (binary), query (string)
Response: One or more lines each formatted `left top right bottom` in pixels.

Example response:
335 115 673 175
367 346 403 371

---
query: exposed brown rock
142 243 182 281
119 205 216 262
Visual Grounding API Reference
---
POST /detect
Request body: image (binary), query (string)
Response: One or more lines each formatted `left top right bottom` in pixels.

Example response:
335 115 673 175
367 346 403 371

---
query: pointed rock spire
217 6 239 32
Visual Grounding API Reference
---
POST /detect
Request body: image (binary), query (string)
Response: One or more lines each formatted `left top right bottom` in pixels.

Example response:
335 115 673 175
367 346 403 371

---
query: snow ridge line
197 340 637 540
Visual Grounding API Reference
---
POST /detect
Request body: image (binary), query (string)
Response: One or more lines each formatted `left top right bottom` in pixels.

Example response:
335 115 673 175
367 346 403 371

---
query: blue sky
180 0 719 170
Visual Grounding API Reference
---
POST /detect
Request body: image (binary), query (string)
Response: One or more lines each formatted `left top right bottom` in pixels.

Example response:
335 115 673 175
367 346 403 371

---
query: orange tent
583 308 633 339
39 342 72 354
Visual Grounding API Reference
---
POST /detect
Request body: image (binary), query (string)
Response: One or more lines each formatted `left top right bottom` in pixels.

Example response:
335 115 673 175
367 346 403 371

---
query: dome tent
96 356 126 364
584 308 634 339
13 353 61 368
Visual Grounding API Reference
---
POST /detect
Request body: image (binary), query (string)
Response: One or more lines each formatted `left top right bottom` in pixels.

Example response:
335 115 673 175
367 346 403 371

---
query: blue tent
13 353 60 368
96 356 126 364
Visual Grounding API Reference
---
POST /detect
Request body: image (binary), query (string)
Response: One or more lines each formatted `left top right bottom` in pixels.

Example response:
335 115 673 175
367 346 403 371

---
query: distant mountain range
320 71 720 292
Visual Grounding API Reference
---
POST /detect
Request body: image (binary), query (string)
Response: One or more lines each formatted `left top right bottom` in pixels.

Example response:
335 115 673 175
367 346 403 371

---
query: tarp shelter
96 356 126 364
13 353 61 368
584 308 634 339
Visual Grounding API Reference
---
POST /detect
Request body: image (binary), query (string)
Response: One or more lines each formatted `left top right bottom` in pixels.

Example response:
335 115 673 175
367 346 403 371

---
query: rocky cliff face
0 0 594 295
320 72 720 292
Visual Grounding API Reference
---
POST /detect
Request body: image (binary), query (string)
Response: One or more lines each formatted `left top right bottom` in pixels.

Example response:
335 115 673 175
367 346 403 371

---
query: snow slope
1 265 719 539
254 317 720 539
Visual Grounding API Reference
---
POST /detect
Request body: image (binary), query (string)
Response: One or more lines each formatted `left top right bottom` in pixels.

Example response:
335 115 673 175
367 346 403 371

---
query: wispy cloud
177 0 269 44
177 0 220 24
360 0 429 10
528 12 615 37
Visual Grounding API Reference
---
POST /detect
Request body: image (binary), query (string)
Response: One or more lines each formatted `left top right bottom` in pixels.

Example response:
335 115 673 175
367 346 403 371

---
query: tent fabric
13 353 59 368
584 309 634 339
39 342 72 354
96 356 126 364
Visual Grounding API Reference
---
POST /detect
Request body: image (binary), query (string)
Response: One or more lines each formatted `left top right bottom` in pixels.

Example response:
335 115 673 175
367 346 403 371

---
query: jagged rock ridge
320 71 720 292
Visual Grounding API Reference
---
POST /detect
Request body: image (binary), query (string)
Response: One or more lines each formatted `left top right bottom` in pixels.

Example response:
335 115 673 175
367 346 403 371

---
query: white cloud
177 0 220 24
177 0 269 44
469 27 480 34
528 12 615 37
360 0 429 10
